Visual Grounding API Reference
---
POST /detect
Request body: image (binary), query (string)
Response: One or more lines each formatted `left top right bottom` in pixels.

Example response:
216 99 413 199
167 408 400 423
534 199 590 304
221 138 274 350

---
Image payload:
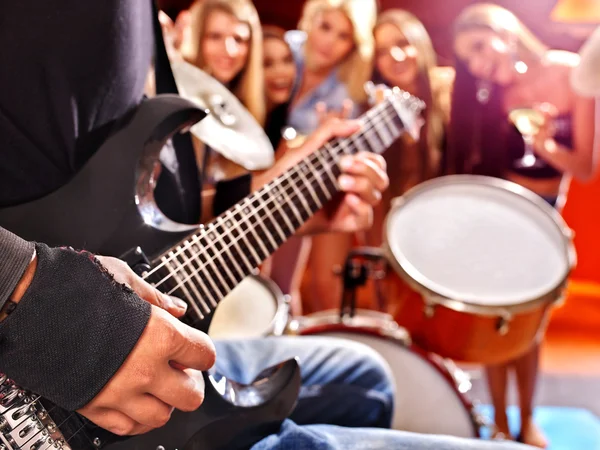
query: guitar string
53 102 406 449
152 101 402 299
156 103 407 306
12 96 418 448
143 97 396 281
151 101 400 294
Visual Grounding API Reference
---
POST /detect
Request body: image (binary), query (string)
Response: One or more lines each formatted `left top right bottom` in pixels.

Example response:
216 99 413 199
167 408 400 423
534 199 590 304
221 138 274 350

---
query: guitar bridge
0 374 70 450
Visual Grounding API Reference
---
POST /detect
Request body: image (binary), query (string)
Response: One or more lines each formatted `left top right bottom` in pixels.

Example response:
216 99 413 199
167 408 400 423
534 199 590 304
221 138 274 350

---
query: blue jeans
215 336 534 450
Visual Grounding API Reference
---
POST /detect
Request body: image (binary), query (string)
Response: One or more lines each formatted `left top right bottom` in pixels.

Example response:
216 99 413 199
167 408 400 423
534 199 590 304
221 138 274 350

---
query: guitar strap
151 1 205 225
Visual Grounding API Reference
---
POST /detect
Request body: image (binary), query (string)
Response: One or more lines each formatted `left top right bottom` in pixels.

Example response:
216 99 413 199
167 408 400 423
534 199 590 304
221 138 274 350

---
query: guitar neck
144 91 422 322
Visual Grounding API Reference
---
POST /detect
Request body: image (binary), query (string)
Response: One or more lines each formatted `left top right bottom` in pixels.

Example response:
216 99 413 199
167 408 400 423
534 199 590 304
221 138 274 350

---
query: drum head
296 311 478 438
209 276 281 339
386 176 573 306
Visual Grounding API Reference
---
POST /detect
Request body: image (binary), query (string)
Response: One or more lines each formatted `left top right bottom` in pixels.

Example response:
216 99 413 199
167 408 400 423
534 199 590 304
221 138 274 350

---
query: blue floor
478 405 600 449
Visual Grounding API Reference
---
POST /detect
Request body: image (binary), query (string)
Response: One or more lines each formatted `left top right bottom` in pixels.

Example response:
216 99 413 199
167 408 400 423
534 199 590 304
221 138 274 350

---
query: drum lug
495 314 512 336
423 301 435 318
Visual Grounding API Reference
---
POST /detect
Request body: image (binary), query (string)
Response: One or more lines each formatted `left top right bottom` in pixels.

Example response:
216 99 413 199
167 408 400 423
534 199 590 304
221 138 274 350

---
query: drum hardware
382 175 577 365
339 247 389 316
495 312 512 336
290 309 479 438
208 275 290 340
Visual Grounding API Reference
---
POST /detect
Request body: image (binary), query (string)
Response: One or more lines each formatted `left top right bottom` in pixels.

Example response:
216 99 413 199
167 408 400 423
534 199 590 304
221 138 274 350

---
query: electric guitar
0 90 423 449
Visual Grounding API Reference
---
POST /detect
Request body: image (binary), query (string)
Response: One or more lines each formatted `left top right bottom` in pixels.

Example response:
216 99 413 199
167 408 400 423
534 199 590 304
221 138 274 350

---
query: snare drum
208 275 289 339
289 309 481 438
383 175 576 364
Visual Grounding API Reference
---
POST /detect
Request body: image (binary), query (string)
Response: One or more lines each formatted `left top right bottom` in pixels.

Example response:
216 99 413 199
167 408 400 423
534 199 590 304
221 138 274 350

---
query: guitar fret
374 111 394 148
181 244 216 311
203 229 235 294
382 104 399 139
145 88 423 322
221 214 255 274
288 170 313 219
164 255 205 318
315 147 338 188
363 121 384 154
351 133 369 153
306 154 332 202
250 197 280 252
297 162 322 208
191 241 226 300
238 202 270 261
207 223 242 286
174 249 210 314
272 184 297 234
188 236 219 308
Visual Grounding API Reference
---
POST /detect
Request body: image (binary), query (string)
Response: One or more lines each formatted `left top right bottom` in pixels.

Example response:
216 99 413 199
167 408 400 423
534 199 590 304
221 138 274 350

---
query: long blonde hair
375 9 445 177
181 0 265 125
298 0 377 103
453 3 548 61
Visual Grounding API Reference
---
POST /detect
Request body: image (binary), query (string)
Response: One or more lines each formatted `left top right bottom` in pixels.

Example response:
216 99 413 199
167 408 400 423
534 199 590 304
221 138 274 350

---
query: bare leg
485 363 513 439
514 343 547 448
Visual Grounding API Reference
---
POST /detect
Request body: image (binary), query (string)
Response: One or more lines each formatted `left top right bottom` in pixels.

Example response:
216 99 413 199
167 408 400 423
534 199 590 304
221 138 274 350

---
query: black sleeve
212 173 253 216
0 243 151 411
0 227 35 309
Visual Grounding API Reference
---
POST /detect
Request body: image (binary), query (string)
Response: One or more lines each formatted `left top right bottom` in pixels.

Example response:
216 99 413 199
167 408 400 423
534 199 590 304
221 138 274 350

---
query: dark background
158 0 590 65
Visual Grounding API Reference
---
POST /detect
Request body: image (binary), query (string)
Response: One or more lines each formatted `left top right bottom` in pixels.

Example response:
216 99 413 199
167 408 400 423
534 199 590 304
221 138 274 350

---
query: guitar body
0 95 201 258
0 88 420 449
0 95 301 450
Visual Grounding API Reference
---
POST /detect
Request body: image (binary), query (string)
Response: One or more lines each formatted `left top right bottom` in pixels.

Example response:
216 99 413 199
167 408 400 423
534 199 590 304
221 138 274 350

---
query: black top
0 1 250 411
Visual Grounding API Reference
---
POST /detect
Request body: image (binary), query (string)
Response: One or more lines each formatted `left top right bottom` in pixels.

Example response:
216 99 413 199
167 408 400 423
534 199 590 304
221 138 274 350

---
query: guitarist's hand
253 118 389 235
78 306 216 435
95 255 188 318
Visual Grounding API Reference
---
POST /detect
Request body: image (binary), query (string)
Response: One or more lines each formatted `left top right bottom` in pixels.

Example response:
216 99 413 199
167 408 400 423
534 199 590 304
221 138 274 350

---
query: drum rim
250 274 290 337
383 175 576 314
211 274 289 337
290 309 481 437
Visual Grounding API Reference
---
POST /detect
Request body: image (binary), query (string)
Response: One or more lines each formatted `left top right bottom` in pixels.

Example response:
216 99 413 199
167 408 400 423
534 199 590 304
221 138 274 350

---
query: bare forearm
537 141 595 181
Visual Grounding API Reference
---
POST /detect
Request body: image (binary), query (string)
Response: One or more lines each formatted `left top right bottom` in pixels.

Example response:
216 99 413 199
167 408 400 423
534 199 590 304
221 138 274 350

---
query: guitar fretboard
144 89 424 324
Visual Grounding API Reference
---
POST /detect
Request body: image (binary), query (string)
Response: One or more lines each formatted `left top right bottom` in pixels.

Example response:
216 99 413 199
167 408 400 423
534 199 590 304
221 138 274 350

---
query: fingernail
340 157 353 170
347 194 361 205
171 296 188 311
339 175 354 189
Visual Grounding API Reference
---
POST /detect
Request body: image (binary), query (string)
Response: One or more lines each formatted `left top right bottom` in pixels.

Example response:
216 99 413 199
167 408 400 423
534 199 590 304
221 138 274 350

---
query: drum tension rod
339 247 387 319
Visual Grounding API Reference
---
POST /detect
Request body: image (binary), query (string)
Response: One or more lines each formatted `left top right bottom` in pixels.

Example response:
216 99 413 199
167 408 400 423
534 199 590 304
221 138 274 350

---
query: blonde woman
181 0 265 125
364 9 450 247
448 4 596 447
288 0 378 314
177 0 266 197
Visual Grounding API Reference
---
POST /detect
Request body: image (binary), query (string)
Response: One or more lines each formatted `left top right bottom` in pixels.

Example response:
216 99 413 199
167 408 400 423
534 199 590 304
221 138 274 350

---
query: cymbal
171 60 274 171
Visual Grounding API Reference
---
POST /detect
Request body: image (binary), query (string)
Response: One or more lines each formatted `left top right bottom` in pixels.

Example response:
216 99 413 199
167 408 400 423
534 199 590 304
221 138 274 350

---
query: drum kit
173 65 577 440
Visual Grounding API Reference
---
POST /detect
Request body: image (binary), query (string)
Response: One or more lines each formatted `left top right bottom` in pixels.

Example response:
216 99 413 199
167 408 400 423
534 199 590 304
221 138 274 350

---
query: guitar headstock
364 82 425 142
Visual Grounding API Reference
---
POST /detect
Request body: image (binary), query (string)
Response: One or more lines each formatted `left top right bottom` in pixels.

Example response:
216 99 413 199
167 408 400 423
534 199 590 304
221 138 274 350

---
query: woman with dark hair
262 25 297 151
448 4 596 447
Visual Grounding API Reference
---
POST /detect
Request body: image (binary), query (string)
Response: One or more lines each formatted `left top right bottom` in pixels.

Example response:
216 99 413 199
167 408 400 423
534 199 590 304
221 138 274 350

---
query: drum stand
338 248 495 438
339 247 389 318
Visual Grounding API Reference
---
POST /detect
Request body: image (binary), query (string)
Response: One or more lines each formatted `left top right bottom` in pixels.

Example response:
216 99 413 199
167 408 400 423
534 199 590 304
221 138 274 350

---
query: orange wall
563 175 600 282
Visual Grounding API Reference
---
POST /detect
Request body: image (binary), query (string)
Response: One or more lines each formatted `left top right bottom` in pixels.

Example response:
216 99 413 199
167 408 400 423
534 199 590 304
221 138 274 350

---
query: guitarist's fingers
302 118 361 155
167 317 217 371
95 255 188 318
152 367 206 412
119 394 175 429
78 407 153 436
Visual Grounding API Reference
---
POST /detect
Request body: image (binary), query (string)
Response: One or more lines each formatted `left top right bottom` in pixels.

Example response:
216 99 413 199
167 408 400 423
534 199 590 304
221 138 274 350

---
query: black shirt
0 0 251 411
0 0 153 206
